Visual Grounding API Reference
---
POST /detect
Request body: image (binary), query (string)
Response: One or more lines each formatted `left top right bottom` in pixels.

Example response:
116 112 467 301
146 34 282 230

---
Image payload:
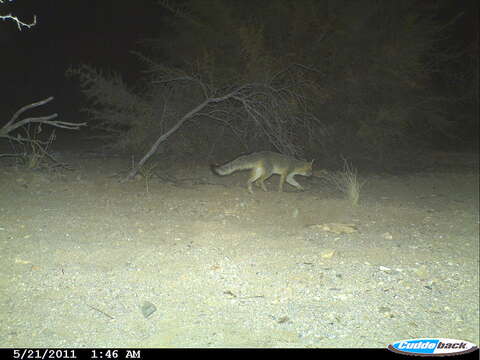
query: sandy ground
0 147 478 348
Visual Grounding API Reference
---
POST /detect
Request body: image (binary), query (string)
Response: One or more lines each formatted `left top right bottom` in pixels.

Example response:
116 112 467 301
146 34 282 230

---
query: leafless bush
1 97 86 167
16 126 56 169
66 65 158 154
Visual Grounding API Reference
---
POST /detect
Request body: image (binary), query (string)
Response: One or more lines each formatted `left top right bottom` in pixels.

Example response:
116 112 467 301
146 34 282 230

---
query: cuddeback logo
388 338 478 356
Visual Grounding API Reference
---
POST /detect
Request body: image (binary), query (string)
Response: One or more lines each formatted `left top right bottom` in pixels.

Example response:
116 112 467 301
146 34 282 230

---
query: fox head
300 159 314 176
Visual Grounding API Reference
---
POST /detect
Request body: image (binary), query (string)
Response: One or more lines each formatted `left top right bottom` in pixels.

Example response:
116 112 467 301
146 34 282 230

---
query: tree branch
0 97 86 140
0 0 37 30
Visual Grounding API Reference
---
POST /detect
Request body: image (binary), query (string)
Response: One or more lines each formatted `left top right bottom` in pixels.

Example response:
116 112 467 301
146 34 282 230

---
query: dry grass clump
320 158 366 206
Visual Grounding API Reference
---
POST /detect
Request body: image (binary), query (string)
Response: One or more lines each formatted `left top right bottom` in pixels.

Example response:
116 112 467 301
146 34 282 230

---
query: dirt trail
1 151 478 347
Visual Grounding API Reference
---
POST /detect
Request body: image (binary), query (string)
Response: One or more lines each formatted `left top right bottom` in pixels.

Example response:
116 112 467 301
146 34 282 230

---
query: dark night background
1 0 478 164
2 0 162 120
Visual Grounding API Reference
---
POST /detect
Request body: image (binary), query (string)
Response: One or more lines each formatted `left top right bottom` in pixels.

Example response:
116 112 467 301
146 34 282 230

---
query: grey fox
211 151 313 193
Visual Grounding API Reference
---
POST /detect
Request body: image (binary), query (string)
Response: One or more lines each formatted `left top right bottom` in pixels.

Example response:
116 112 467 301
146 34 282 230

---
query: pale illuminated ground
1 141 478 348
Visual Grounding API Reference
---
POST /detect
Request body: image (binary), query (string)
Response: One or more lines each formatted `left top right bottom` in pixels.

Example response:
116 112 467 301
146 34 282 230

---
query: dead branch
124 88 239 181
0 97 86 141
0 0 37 31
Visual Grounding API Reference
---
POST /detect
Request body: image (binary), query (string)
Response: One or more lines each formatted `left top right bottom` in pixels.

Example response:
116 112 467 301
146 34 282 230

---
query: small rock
382 232 393 240
320 249 336 259
140 301 157 318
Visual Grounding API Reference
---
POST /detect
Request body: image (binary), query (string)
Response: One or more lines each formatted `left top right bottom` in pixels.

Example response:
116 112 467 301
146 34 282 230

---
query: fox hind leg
257 174 269 191
278 174 286 192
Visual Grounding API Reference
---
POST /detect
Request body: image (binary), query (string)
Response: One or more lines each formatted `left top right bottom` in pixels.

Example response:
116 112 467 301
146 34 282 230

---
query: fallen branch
124 88 242 181
0 96 86 141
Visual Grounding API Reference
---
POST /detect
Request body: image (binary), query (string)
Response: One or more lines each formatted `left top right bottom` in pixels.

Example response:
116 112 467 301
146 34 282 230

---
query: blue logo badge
388 338 478 356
